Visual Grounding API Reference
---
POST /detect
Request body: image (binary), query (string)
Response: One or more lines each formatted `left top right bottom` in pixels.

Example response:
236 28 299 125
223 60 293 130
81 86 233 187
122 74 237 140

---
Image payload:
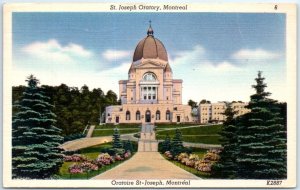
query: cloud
171 45 239 72
11 61 131 98
22 39 93 64
171 45 205 66
231 48 281 61
102 49 131 61
199 61 240 72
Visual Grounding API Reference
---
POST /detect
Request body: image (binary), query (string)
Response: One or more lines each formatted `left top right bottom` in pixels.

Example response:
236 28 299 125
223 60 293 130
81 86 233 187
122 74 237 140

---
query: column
156 86 158 101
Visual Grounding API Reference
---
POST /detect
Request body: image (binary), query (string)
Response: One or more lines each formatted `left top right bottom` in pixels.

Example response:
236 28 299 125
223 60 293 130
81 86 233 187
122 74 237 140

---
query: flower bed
63 154 87 162
65 151 132 178
164 149 221 175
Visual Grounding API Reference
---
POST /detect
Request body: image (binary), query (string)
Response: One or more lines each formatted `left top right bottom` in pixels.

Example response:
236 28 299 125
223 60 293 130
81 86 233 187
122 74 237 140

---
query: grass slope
95 124 140 129
92 129 140 137
157 125 222 144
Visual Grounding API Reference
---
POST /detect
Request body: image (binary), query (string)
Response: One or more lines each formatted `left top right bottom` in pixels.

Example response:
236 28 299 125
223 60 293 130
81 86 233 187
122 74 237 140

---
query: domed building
105 24 192 124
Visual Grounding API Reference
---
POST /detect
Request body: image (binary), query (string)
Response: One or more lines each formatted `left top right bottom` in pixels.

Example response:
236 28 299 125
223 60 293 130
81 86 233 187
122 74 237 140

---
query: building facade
105 25 192 124
199 102 250 124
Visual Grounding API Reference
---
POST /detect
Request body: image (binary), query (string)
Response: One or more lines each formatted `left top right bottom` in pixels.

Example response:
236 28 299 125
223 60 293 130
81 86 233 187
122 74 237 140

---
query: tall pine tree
236 71 286 179
112 127 123 149
161 134 171 153
12 75 64 179
212 103 238 178
170 129 184 158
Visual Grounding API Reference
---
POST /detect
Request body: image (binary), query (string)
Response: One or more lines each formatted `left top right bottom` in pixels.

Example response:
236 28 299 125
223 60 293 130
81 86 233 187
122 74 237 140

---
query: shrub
195 159 212 172
194 149 221 172
203 149 221 161
189 154 200 161
124 151 131 159
164 151 173 159
185 159 196 168
63 150 80 155
114 148 125 156
96 153 114 165
177 153 189 161
68 164 83 174
114 154 124 161
63 154 86 162
80 161 98 171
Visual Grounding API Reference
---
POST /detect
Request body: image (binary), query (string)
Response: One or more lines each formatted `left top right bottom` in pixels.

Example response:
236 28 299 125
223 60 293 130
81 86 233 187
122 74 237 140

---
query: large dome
133 25 168 62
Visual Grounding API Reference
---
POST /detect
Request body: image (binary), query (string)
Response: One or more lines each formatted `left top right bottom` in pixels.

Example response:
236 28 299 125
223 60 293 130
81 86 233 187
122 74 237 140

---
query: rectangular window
148 95 151 99
144 96 147 100
153 95 156 99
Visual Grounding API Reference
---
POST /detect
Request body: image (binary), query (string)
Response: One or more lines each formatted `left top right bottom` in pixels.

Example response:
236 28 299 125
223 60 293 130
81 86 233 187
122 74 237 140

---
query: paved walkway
60 136 112 151
86 125 96 138
60 124 221 151
92 152 199 179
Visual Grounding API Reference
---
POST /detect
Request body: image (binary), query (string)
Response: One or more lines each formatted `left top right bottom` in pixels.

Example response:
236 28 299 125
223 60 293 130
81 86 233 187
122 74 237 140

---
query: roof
165 63 172 72
132 25 168 62
128 64 135 74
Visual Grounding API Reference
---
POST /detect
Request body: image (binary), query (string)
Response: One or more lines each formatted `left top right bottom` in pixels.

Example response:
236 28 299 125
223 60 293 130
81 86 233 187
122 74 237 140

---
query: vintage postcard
3 3 297 188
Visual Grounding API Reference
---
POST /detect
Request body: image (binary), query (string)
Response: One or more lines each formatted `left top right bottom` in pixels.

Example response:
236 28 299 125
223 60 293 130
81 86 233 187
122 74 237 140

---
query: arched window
140 72 158 102
126 111 130 120
166 110 171 121
142 72 157 81
136 111 140 120
156 110 160 120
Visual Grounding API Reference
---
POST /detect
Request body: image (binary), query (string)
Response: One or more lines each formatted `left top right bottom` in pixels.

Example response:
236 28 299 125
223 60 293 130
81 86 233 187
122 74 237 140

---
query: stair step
138 124 158 152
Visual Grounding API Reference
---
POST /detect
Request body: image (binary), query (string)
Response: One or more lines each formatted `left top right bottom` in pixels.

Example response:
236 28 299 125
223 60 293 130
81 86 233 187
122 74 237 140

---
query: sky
12 12 286 104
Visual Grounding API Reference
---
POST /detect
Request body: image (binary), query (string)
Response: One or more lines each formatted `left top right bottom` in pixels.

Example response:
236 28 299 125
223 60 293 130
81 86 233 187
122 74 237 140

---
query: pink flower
124 151 131 159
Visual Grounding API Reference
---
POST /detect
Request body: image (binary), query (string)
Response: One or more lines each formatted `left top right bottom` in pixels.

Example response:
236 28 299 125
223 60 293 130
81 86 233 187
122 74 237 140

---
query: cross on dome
147 20 154 36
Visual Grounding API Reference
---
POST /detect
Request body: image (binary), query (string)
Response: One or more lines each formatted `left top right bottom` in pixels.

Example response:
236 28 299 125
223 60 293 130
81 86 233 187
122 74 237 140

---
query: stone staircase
138 123 158 152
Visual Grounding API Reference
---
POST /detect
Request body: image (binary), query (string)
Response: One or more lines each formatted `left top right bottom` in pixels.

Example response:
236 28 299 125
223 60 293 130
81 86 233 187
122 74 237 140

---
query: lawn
79 143 113 158
157 125 222 135
183 135 220 144
156 125 222 144
95 124 140 129
59 142 137 179
92 129 140 137
191 147 209 158
155 123 200 129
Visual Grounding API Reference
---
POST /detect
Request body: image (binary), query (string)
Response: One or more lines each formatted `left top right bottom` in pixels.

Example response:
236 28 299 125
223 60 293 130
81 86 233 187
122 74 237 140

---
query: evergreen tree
188 99 198 108
161 134 171 153
112 127 123 149
123 140 133 152
236 71 286 179
13 84 119 136
12 75 64 179
212 103 238 178
170 129 184 157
